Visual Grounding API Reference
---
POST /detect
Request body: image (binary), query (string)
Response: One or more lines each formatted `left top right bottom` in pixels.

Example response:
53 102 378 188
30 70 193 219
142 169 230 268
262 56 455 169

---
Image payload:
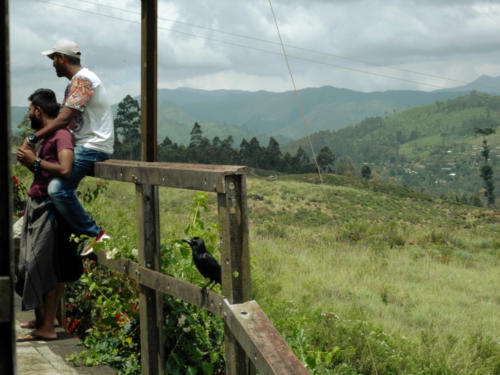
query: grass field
13 164 500 373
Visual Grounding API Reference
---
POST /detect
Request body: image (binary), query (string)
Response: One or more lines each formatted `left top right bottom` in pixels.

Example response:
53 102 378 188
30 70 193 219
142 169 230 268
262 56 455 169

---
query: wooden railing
93 159 309 375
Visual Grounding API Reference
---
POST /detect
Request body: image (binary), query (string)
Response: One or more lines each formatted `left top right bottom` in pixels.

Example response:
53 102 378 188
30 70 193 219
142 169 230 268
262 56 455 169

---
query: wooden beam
0 0 15 372
94 160 247 193
96 252 225 317
95 252 306 374
141 0 157 162
224 300 309 375
137 183 163 375
218 174 253 374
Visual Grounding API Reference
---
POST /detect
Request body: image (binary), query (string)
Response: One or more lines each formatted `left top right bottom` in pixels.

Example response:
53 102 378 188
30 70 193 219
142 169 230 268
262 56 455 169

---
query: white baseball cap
41 40 81 58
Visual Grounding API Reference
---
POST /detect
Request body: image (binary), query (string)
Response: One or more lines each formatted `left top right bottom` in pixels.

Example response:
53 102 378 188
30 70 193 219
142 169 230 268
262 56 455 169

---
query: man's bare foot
20 319 59 329
17 330 57 342
20 320 39 329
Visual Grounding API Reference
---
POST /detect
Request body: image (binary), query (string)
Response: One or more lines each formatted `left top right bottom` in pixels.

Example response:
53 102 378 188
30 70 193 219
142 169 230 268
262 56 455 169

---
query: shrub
66 192 226 374
12 175 28 216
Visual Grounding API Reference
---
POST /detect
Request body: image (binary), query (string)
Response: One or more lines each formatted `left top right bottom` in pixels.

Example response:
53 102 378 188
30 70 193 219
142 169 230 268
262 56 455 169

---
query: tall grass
28 166 499 374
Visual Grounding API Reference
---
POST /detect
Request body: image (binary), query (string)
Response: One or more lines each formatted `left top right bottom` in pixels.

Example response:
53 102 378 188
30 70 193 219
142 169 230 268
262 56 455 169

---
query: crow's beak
182 238 191 245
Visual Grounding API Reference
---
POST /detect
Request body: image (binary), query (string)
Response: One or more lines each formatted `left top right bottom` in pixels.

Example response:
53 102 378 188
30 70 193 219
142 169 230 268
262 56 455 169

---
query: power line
34 0 492 91
267 0 322 182
65 0 492 90
52 0 500 92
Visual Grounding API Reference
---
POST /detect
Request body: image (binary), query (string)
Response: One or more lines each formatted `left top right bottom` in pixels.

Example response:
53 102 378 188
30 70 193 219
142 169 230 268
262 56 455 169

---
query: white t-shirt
63 67 114 154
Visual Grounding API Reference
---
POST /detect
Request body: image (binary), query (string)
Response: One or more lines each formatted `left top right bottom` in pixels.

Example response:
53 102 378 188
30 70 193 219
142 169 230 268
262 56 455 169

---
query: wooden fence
93 159 309 375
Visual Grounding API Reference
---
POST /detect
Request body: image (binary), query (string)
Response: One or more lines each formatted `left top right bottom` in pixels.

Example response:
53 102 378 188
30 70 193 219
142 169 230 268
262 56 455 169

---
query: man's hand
17 147 37 166
21 137 36 152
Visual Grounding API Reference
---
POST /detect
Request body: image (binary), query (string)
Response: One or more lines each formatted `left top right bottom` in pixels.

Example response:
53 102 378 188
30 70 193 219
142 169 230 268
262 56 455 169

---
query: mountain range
10 75 500 147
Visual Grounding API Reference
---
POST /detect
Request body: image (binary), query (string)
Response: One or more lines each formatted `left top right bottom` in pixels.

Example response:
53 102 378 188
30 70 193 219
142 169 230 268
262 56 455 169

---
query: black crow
182 237 221 289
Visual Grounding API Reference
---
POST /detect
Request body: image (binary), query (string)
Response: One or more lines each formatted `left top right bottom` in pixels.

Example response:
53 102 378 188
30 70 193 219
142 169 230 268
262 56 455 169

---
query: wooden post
139 1 162 374
137 183 163 374
218 174 254 374
0 0 15 373
141 0 157 163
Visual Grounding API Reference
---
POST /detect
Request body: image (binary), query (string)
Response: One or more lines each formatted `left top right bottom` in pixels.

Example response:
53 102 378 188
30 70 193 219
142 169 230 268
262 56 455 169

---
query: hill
155 86 468 140
27 162 497 374
154 99 276 146
11 75 500 144
11 76 498 143
439 74 500 95
287 92 500 197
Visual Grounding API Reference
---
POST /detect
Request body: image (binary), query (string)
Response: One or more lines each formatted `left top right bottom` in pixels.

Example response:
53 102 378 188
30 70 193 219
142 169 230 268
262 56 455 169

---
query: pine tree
189 122 203 148
247 137 262 167
293 147 312 173
316 146 335 173
262 137 282 170
114 95 141 160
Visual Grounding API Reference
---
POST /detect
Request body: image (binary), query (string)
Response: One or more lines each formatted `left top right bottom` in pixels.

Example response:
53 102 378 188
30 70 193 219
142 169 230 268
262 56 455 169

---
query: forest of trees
13 92 497 205
114 95 337 174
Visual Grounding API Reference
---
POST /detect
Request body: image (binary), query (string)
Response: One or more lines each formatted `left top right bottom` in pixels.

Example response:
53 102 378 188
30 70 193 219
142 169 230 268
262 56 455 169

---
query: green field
13 164 500 373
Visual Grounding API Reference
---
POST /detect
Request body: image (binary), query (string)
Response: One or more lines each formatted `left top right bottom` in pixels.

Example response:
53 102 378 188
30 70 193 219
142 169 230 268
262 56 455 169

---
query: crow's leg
200 285 209 302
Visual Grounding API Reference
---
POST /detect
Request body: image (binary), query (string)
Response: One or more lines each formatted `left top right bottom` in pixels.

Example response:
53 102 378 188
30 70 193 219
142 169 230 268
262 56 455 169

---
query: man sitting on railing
16 89 83 341
24 40 114 256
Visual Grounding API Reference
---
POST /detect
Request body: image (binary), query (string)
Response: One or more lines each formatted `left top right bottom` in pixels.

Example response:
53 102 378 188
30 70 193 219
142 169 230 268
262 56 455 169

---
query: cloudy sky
9 0 500 106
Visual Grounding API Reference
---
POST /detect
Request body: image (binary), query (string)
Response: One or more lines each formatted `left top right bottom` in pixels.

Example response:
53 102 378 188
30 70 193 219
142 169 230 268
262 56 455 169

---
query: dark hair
28 89 60 118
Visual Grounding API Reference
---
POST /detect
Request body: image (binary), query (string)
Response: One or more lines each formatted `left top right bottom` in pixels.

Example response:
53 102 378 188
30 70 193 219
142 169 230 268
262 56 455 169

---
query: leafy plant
66 260 141 374
12 175 28 216
66 192 225 374
161 192 225 374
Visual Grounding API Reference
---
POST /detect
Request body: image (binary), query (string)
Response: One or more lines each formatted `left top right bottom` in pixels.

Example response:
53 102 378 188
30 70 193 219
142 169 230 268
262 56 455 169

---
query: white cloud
8 0 500 105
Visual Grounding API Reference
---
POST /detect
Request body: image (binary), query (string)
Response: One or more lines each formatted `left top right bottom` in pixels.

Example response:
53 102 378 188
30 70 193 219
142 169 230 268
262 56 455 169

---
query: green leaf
305 354 316 369
186 366 198 375
209 351 219 363
201 362 214 375
180 245 190 258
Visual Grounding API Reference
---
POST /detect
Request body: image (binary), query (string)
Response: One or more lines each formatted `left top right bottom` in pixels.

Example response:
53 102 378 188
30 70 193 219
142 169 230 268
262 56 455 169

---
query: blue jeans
48 146 110 237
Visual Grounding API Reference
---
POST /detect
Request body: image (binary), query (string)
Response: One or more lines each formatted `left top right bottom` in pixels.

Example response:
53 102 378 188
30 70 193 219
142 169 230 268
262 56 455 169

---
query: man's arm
17 147 73 179
34 106 79 140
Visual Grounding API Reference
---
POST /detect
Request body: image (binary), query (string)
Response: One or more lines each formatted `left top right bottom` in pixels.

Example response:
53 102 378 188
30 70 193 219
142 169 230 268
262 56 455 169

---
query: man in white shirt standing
26 40 114 255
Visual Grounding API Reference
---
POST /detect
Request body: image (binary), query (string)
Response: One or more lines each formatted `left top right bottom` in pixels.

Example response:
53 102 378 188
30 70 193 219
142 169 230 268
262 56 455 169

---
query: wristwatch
27 133 38 148
33 157 42 173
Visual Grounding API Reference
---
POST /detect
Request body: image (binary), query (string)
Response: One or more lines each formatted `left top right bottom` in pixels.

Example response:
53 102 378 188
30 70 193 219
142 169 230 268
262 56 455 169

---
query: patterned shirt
64 76 94 133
